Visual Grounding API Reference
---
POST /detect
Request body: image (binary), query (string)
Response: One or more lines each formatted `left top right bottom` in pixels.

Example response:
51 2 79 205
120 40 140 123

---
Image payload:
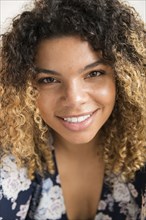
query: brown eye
37 77 58 84
86 70 105 78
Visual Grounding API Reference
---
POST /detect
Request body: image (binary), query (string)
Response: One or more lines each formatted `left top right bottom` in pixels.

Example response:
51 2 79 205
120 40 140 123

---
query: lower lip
58 110 98 131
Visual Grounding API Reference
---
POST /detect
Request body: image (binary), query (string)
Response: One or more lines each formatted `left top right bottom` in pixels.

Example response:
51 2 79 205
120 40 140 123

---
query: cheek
36 92 54 115
93 81 116 104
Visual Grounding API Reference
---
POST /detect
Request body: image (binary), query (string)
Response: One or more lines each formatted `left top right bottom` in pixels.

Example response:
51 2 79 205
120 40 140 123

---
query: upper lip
57 109 98 119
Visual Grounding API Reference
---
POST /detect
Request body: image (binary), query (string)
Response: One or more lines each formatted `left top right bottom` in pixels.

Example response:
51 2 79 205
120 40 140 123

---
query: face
35 36 116 146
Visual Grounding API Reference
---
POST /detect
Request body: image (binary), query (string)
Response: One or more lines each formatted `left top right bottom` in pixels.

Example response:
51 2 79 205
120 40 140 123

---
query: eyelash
37 77 59 84
37 70 106 84
86 70 106 78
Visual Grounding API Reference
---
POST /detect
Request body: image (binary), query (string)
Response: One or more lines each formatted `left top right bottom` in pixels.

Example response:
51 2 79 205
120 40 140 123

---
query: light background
0 0 146 34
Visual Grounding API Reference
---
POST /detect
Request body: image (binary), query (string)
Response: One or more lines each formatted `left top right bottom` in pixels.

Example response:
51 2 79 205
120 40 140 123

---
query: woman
0 0 146 219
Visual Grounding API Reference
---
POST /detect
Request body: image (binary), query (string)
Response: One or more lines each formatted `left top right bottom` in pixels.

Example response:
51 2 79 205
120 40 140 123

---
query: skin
35 36 116 219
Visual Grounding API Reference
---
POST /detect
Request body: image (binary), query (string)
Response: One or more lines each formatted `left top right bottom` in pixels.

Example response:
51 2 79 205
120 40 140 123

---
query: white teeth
63 114 91 123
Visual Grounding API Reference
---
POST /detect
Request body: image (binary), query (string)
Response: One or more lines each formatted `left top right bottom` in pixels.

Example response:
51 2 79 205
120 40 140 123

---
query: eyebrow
35 59 109 75
82 59 109 72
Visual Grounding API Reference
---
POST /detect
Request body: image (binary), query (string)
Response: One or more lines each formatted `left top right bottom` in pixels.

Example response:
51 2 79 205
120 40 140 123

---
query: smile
63 114 91 123
58 110 99 132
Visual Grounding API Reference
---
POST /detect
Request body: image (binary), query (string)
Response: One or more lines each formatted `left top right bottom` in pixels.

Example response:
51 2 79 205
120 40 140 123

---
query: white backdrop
0 0 146 34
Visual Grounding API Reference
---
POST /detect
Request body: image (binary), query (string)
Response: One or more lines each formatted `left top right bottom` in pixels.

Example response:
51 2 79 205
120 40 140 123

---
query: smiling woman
0 0 146 220
35 37 116 142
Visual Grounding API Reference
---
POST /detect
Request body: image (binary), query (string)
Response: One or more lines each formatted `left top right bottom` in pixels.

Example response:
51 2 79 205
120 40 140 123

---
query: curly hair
0 0 146 181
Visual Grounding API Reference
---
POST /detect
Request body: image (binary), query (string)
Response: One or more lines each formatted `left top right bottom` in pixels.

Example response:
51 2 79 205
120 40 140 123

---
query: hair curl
0 0 146 181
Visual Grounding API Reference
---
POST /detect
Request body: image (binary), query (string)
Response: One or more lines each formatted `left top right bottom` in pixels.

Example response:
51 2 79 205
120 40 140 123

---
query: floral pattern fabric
0 154 146 220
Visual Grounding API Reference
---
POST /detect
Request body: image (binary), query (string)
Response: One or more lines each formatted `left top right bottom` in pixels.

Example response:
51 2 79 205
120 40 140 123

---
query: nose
61 80 87 107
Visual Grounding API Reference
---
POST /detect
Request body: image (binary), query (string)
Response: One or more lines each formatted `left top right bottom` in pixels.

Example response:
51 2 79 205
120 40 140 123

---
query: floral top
0 153 146 220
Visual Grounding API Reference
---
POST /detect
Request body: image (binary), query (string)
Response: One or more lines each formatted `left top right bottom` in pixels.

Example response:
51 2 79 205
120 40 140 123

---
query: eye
37 77 59 84
86 70 105 78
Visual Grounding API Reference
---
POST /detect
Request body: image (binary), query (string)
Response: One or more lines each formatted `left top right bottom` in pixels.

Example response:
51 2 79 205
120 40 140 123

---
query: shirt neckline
51 148 109 217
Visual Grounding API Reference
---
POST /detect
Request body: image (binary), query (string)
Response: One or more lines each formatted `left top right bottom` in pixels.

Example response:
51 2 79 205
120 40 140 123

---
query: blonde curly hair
0 0 146 181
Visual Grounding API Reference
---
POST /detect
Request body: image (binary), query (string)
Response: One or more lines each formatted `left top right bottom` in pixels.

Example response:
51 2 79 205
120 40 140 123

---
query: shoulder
0 155 35 219
111 166 146 204
0 154 32 195
107 166 146 219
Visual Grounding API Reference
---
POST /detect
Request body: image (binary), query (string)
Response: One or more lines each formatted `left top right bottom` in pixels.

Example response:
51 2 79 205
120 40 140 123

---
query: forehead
35 36 103 69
